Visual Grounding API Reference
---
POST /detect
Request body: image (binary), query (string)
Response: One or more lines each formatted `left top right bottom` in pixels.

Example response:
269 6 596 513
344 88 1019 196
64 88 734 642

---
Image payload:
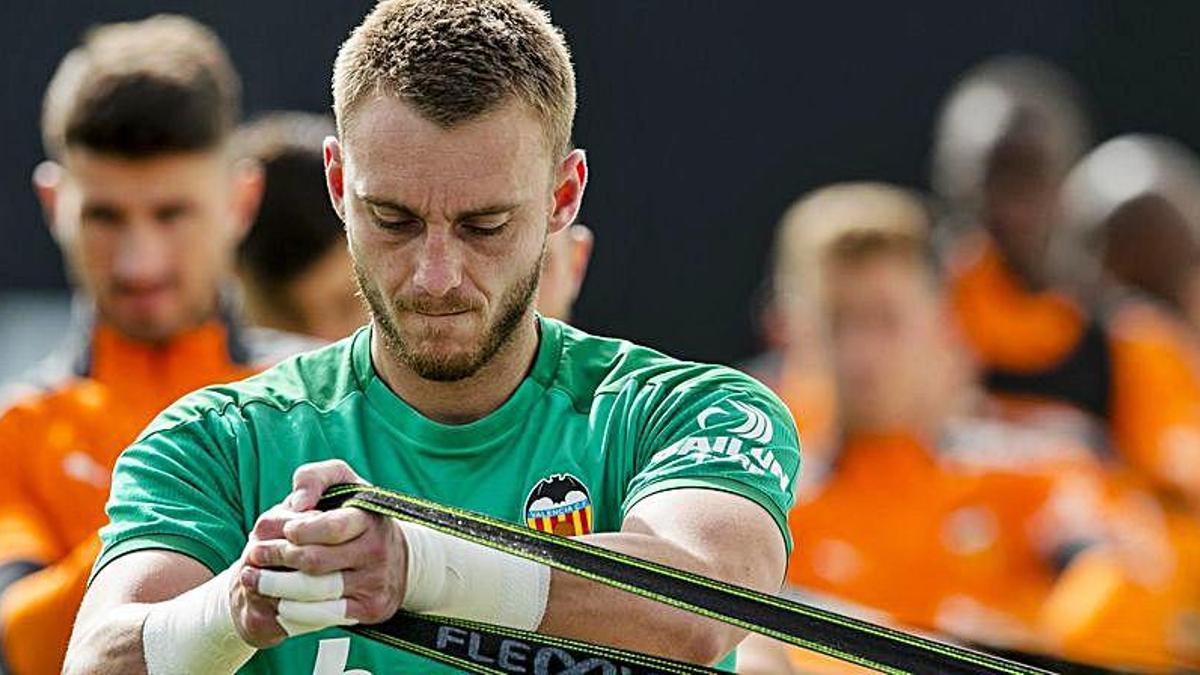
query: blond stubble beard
351 245 545 382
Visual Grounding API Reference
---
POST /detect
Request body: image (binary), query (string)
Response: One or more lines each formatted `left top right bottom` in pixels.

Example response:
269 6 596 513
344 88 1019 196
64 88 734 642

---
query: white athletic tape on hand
143 568 255 674
276 599 358 636
257 569 345 601
399 520 550 631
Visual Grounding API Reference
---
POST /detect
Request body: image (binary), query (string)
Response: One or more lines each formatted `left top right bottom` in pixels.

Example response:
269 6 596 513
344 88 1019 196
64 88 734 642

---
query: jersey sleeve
91 399 249 582
621 368 802 552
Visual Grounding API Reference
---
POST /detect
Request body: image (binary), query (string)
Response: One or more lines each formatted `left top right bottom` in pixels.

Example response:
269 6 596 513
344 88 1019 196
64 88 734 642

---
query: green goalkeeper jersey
94 316 801 674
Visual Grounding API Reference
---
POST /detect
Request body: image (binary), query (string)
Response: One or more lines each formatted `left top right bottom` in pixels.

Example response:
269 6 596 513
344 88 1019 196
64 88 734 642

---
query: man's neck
371 312 541 424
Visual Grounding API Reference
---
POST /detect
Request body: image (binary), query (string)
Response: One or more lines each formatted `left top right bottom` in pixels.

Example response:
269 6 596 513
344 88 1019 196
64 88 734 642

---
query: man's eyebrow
355 192 519 220
458 203 520 220
356 193 419 217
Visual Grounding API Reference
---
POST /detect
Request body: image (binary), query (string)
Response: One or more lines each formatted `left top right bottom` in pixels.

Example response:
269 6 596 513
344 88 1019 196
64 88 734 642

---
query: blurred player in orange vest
744 185 929 479
935 57 1200 514
1055 135 1200 507
1031 135 1200 669
0 16 313 674
789 187 1102 653
739 183 1190 673
933 56 1099 437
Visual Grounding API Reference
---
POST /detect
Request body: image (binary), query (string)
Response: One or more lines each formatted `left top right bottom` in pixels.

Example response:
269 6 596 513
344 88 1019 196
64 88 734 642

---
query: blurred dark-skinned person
1031 135 1200 668
934 55 1097 436
1052 134 1200 506
235 112 366 341
0 16 311 674
936 56 1200 515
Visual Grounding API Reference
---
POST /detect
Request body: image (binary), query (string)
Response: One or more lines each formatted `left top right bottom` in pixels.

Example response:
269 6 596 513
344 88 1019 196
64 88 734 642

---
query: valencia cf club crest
524 473 593 537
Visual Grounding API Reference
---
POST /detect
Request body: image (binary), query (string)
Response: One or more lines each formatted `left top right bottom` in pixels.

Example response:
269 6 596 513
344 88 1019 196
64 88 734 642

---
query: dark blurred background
3 0 1199 364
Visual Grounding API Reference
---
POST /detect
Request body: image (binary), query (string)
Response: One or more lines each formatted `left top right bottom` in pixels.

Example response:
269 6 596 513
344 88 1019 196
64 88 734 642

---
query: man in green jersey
65 2 801 673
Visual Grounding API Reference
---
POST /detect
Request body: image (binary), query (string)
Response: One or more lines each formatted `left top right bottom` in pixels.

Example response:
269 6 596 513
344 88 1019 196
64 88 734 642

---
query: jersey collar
352 315 563 452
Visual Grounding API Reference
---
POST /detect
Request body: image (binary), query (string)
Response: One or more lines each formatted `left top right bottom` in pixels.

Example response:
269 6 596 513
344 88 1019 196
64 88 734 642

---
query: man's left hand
239 460 409 631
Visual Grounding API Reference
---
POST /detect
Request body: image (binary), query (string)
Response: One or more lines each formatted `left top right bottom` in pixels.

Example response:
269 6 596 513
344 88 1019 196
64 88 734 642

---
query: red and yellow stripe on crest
526 504 593 537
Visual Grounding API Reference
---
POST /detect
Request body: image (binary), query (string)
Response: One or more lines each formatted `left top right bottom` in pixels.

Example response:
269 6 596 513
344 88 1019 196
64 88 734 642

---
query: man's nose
112 220 172 286
411 229 463 298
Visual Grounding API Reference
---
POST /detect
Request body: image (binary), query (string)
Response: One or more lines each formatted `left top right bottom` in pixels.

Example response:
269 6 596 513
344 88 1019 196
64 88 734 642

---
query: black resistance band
317 484 1052 675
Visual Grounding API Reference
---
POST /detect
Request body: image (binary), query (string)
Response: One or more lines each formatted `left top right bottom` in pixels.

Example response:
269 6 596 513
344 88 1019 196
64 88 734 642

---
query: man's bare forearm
63 602 150 675
537 531 759 665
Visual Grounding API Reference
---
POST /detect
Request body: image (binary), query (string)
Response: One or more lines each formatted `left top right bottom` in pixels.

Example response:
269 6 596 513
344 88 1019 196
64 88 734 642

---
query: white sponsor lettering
312 638 372 675
652 435 790 492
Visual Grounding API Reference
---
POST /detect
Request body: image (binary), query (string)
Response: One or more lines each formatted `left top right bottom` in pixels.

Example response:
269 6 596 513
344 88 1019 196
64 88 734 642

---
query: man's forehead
65 148 227 181
63 148 228 205
341 96 551 189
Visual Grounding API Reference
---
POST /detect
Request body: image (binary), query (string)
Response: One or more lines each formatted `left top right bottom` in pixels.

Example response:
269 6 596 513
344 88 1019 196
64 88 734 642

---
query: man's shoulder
143 332 363 438
551 321 779 410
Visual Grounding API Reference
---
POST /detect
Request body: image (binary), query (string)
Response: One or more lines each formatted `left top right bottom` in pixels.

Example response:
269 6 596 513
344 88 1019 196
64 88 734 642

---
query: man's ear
324 136 347 224
231 158 265 243
550 149 587 235
32 160 62 233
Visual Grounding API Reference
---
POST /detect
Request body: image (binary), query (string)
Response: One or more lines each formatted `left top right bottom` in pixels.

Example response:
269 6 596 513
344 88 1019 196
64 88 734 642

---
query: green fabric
95 317 801 673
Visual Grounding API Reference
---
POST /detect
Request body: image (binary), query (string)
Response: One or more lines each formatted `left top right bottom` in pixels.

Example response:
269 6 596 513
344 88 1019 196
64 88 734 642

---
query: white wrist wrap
142 568 256 675
399 521 551 630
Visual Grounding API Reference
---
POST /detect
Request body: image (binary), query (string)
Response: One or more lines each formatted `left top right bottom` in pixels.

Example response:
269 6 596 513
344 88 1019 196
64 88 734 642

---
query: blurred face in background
536 223 593 322
1103 194 1200 319
981 136 1062 290
826 251 957 434
273 243 366 342
35 149 258 342
328 97 584 381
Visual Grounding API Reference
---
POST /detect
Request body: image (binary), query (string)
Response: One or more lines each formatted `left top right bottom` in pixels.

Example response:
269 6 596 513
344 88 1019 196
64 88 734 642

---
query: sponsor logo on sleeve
653 400 791 492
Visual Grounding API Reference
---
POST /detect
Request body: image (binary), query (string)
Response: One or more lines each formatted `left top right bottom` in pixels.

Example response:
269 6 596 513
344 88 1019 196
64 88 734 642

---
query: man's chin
101 305 194 343
404 350 484 382
107 320 183 344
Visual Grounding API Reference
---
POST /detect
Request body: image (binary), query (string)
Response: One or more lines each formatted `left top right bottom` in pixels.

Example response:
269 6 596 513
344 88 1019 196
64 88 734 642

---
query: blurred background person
1030 135 1200 668
536 221 594 322
0 16 309 674
935 56 1200 518
234 111 366 342
742 185 929 474
934 55 1101 441
784 186 1100 658
1059 135 1200 329
742 182 1189 673
1055 134 1200 507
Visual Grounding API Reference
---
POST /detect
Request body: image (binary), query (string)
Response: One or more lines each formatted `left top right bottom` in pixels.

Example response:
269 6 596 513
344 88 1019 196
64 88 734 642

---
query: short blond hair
332 0 575 158
772 182 930 300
